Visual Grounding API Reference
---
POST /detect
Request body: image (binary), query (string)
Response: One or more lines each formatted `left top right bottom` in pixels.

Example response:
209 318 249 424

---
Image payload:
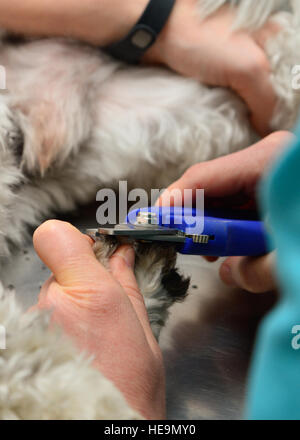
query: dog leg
0 40 118 175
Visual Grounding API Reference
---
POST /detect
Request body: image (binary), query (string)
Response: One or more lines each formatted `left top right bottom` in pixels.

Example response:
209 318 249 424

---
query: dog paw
93 237 190 339
93 235 119 269
135 243 190 339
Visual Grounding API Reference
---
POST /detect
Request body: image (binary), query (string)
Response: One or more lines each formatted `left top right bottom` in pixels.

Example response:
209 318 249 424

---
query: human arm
0 0 149 45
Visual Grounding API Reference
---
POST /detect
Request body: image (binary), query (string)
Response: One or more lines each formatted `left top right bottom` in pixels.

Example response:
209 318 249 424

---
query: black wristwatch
103 0 176 64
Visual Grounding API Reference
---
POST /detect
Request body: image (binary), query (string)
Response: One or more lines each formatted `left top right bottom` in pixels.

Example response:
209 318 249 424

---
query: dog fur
0 282 142 420
94 237 190 339
0 1 299 264
0 0 300 419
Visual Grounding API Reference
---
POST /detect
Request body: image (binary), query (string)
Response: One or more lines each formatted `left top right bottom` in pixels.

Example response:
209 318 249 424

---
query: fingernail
220 264 236 286
205 256 219 263
118 246 135 268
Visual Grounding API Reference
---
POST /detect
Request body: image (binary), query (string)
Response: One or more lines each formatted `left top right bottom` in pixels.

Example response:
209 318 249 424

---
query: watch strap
103 0 176 64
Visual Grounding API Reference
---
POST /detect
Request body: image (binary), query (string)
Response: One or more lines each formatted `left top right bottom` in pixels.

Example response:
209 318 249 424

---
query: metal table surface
1 206 276 420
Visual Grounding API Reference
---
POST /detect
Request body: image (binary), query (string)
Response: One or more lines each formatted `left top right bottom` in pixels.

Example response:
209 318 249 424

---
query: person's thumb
33 220 110 287
219 252 277 293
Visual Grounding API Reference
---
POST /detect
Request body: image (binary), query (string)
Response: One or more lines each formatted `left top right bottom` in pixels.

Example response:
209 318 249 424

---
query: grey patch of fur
94 238 190 340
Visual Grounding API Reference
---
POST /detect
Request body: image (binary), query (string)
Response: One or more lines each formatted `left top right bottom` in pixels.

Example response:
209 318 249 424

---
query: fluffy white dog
0 0 300 419
0 0 299 260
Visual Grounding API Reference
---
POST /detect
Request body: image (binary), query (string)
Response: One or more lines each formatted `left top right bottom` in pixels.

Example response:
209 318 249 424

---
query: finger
33 220 111 287
109 245 157 345
156 131 292 207
219 252 277 293
229 41 276 136
157 156 247 207
248 21 281 135
253 20 281 51
248 70 277 137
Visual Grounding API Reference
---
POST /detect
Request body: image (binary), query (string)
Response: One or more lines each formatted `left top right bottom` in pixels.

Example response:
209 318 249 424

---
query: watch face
131 28 155 50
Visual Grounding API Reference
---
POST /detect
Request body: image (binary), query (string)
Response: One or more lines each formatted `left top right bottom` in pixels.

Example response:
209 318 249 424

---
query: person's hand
145 1 279 136
157 131 294 293
31 220 165 420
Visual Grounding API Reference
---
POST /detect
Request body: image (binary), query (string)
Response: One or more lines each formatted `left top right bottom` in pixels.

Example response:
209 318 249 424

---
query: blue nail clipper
87 207 270 257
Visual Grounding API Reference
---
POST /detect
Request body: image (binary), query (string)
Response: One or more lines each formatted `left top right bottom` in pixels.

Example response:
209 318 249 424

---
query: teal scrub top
246 123 300 420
